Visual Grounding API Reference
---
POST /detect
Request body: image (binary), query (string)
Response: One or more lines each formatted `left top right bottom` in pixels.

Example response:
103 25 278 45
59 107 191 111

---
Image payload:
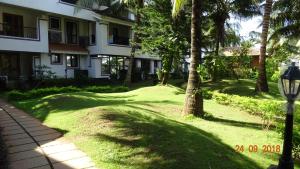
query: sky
239 16 262 38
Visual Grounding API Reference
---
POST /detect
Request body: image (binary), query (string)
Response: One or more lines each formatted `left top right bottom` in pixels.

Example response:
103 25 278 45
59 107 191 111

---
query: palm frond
172 0 187 18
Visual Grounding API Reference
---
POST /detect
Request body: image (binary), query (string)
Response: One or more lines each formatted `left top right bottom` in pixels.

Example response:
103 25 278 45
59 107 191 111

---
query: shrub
7 86 129 101
85 86 128 93
7 86 82 100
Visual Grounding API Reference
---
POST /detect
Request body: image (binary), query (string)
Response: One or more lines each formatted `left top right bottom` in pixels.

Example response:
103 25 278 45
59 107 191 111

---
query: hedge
7 86 129 101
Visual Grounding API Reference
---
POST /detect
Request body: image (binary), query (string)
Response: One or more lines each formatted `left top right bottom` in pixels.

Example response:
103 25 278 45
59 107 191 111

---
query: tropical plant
256 0 273 92
173 0 204 116
138 0 189 85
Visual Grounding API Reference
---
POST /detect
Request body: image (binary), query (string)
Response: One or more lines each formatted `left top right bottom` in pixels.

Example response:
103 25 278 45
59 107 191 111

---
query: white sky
236 16 262 39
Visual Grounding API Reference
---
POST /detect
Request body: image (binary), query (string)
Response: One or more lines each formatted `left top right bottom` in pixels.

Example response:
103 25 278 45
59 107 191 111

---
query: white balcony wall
0 19 49 53
0 0 96 21
98 23 131 56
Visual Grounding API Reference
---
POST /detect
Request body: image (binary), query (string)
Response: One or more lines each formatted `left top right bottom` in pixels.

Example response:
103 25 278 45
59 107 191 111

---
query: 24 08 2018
235 145 281 153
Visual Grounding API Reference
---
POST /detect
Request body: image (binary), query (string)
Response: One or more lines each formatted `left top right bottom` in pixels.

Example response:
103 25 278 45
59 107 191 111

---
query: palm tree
75 0 143 86
256 0 273 92
173 0 204 116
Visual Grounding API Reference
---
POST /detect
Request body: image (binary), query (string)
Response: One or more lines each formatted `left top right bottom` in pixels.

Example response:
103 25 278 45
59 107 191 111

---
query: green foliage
210 92 284 129
85 86 129 93
139 0 189 80
266 46 291 82
7 86 129 101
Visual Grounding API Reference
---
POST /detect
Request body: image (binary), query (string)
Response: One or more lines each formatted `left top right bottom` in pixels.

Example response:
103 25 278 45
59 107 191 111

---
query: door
3 13 23 37
66 21 78 44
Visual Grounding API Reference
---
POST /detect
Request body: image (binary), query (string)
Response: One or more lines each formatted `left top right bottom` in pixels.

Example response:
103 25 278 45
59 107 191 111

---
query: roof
222 47 260 57
49 43 88 55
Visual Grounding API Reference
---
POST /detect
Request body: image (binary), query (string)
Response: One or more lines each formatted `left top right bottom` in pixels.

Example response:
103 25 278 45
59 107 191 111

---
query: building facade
0 0 161 88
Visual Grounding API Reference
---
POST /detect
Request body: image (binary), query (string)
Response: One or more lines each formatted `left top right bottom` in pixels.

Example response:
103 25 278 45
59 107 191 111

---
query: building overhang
49 43 88 55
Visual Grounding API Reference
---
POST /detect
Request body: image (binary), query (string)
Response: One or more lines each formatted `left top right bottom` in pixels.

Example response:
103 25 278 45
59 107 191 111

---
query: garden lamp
280 62 300 101
275 62 300 169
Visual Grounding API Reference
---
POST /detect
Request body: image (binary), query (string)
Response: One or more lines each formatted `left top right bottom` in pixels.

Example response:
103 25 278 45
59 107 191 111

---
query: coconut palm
173 0 204 116
255 0 273 92
76 0 143 86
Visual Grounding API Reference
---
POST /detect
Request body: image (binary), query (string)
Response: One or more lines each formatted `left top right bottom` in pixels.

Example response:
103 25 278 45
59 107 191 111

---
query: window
90 22 96 45
108 23 130 46
49 17 61 30
50 53 62 64
3 13 24 37
66 21 78 44
101 57 110 75
66 55 79 68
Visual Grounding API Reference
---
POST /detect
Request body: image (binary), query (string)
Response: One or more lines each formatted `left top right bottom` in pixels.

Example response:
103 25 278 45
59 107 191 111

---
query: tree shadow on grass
94 110 263 169
15 92 179 122
203 115 269 130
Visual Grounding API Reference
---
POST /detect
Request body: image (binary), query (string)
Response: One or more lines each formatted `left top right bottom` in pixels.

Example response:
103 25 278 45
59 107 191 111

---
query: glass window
101 57 110 75
66 55 79 68
49 17 60 30
50 53 62 64
66 21 78 44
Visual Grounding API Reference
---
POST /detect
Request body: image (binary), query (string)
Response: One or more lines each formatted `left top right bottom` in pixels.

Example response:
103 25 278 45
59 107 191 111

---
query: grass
11 83 300 169
171 78 282 100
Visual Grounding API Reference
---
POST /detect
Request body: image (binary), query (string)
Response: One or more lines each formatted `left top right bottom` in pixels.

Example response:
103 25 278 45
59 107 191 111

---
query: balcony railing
0 23 37 39
49 29 62 43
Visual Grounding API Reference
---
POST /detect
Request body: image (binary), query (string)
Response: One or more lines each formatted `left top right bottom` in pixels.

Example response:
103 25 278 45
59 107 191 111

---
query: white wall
0 0 97 21
40 53 89 78
98 23 132 56
0 19 49 53
40 53 66 78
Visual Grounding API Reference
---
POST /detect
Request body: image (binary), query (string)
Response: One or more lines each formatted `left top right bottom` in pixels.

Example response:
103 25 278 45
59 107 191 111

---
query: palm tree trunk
124 0 143 86
256 0 272 92
182 0 204 116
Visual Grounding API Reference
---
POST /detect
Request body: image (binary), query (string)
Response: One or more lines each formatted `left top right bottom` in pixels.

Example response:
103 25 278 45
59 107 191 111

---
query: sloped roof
222 47 260 57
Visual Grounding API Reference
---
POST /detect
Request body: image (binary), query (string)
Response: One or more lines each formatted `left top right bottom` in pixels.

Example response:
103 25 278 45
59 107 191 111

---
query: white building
0 0 161 87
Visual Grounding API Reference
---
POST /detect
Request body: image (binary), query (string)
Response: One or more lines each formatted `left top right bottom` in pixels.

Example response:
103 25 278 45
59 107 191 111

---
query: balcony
0 23 38 39
109 36 130 46
0 19 49 53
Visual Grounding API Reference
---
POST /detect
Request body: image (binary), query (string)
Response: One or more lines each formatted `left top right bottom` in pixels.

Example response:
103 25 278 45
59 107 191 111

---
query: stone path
0 99 98 169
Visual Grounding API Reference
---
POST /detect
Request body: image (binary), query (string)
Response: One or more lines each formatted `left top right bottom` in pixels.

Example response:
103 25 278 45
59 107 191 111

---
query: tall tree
256 0 273 92
138 0 189 85
173 0 204 116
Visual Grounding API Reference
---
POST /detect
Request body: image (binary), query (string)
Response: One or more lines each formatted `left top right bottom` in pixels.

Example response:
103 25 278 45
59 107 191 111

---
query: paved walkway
0 99 98 169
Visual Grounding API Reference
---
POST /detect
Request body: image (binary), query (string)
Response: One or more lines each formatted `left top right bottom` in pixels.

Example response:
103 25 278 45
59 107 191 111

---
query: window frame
65 20 78 44
50 53 63 65
49 16 61 30
66 55 79 68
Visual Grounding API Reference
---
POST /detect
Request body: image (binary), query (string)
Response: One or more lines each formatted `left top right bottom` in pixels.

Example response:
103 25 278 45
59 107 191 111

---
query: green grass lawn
11 83 300 169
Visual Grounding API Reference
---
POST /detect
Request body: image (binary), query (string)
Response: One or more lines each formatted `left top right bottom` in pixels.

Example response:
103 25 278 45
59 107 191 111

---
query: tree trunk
161 55 174 85
124 0 143 86
182 0 204 116
256 0 272 92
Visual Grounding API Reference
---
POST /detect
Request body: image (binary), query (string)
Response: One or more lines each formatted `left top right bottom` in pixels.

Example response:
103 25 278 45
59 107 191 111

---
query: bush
7 86 81 100
7 85 129 101
85 86 128 93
